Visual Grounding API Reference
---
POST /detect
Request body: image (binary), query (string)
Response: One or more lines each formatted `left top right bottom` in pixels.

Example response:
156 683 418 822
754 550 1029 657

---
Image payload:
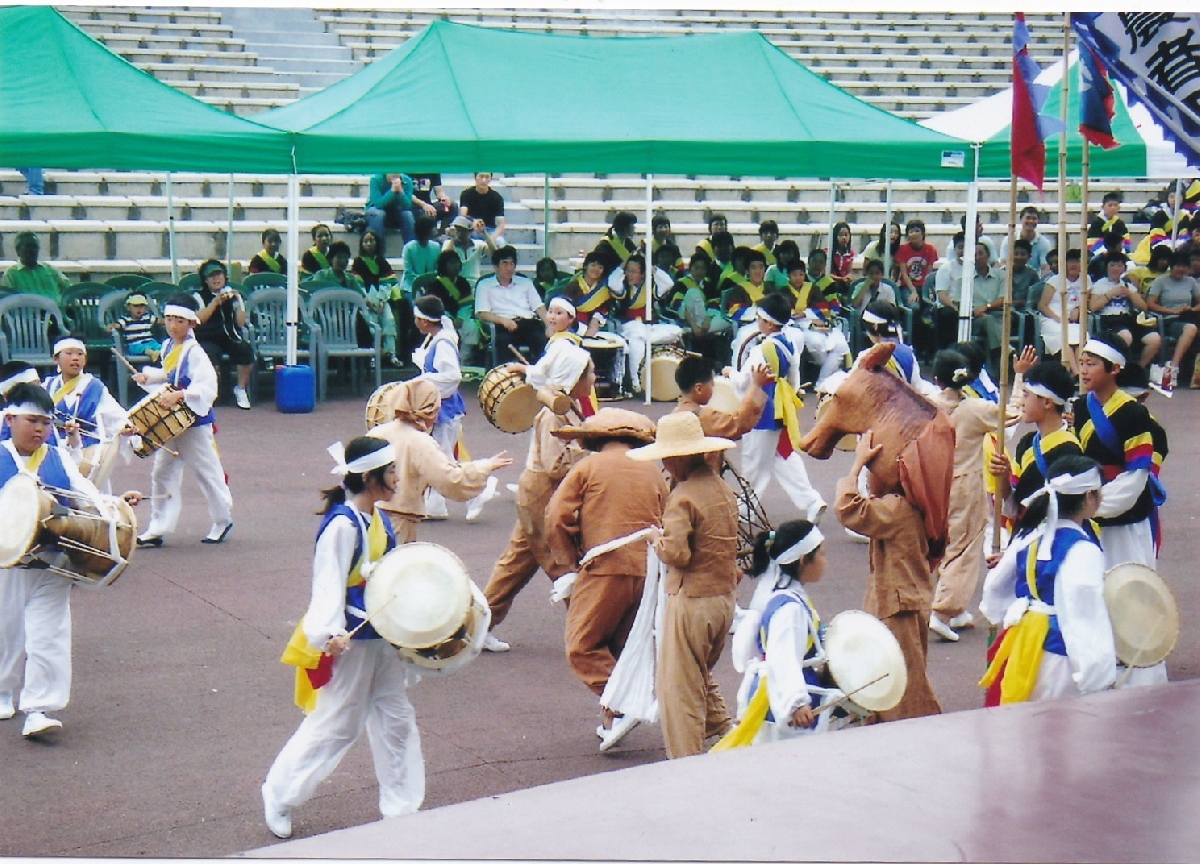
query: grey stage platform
246 679 1200 863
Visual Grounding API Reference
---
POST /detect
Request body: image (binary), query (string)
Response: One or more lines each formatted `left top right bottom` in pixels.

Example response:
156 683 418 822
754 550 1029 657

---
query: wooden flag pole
1057 12 1071 370
1078 140 1092 358
992 174 1019 556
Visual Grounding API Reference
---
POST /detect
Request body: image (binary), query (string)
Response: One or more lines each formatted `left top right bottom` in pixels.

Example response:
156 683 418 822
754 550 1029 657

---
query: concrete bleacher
3 6 1172 283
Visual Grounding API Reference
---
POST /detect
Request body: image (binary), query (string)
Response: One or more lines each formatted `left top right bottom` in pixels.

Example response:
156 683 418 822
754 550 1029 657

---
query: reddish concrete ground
0 375 1196 857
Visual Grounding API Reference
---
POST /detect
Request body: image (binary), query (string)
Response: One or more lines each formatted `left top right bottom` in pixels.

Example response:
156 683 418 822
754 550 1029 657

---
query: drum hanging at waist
126 385 198 458
477 366 541 434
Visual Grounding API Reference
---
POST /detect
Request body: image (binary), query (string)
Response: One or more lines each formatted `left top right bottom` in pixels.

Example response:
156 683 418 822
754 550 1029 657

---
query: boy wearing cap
0 232 70 302
194 259 254 410
443 214 497 284
1074 334 1165 574
631 412 740 758
107 293 162 361
483 344 595 652
133 293 234 548
0 383 113 738
42 337 128 470
545 409 668 749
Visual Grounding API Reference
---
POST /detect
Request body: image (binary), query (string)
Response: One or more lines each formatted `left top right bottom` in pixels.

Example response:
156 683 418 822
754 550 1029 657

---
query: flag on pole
1011 12 1064 189
1079 46 1120 149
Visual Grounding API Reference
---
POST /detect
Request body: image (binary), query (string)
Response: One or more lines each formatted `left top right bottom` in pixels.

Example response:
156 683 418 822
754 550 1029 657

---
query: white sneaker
233 386 251 410
22 711 62 738
929 614 960 642
807 501 828 525
729 604 748 635
465 476 499 522
482 633 510 653
0 691 14 720
844 528 870 544
948 611 975 630
261 783 292 839
202 521 233 544
598 714 640 752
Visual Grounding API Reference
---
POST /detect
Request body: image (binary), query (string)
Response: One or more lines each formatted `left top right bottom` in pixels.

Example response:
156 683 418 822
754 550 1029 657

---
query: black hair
774 239 801 263
1020 205 1041 219
611 211 637 233
0 360 37 405
749 520 821 580
1015 455 1101 536
1116 361 1150 392
328 240 352 260
1170 249 1191 269
905 218 926 236
950 340 986 378
1102 191 1122 205
652 214 671 231
165 292 199 312
436 249 461 277
1013 238 1033 254
675 355 716 392
808 248 827 267
492 245 518 266
710 231 734 252
415 294 445 320
4 382 54 415
745 248 767 268
1104 251 1128 267
731 245 754 266
320 436 393 514
873 221 901 258
311 223 332 240
358 229 385 258
1064 248 1082 263
655 243 681 264
759 219 779 234
864 257 884 274
864 299 900 337
624 253 646 273
535 257 560 280
708 212 728 230
758 292 792 327
1024 362 1077 407
933 349 973 390
952 230 966 248
786 258 808 274
261 227 281 243
414 215 436 244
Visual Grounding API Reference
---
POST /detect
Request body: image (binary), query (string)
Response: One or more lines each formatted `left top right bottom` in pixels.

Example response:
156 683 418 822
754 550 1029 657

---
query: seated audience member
401 216 442 297
1009 238 1041 348
1145 250 1200 390
562 251 617 338
926 231 966 356
850 258 897 309
409 172 458 238
999 206 1053 275
722 247 770 329
1037 248 1083 372
476 246 548 364
366 172 417 245
459 172 506 244
248 228 287 276
300 224 333 277
652 215 684 276
193 259 254 410
613 254 684 394
944 214 997 264
862 221 902 268
1128 244 1173 293
806 249 839 302
669 255 731 367
443 215 497 284
107 292 162 361
534 257 568 300
828 221 857 297
1 231 69 301
1089 253 1161 369
1087 190 1132 258
592 211 639 279
695 213 730 263
417 250 480 363
314 241 402 367
965 241 1008 379
355 230 411 365
752 219 780 266
895 219 940 316
765 239 801 290
702 231 736 294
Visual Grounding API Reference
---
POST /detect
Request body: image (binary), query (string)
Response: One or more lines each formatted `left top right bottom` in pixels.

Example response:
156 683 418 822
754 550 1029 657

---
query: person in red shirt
895 219 942 359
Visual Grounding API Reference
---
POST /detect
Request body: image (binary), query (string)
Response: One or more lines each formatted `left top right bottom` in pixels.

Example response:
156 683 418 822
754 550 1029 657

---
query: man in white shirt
933 232 966 350
944 215 997 264
475 246 549 364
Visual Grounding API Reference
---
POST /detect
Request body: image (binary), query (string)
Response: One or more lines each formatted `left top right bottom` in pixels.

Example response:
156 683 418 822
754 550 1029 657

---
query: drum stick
813 672 890 715
507 345 532 365
126 492 173 501
344 592 399 640
112 351 140 376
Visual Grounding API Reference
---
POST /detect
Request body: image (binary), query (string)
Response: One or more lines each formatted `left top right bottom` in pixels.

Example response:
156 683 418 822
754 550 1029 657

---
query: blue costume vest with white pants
263 501 425 819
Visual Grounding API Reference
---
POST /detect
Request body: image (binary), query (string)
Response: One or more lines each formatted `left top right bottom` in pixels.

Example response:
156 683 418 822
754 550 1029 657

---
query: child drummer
133 293 234 548
42 337 129 483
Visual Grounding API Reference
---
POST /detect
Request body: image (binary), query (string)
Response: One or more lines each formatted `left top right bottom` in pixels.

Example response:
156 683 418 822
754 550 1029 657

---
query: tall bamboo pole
1078 141 1091 358
992 175 1019 555
1057 13 1071 369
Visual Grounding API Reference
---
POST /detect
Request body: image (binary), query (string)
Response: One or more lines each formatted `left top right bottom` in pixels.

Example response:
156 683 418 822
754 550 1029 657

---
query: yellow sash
161 342 186 376
283 509 390 713
978 540 1051 703
605 235 633 264
572 276 611 313
51 374 83 405
752 242 777 266
306 246 330 273
787 281 815 311
257 250 282 273
25 444 48 474
712 676 771 751
760 338 804 450
1078 389 1133 452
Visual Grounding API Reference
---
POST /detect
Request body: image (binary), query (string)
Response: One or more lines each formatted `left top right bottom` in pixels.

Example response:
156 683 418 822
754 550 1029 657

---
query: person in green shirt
1 232 70 302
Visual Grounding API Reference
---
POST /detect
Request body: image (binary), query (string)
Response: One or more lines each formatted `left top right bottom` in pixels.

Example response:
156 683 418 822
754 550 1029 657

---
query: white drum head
709 376 739 416
0 475 41 568
365 542 472 649
823 610 908 712
1104 563 1179 667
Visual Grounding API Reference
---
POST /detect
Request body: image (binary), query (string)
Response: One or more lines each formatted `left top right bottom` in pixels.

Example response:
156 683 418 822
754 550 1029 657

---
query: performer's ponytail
748 520 821 581
319 437 393 514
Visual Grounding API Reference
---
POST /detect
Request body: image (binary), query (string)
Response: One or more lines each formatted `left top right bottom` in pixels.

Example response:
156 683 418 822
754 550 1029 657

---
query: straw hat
1103 563 1179 667
626 411 735 461
364 543 472 649
551 407 656 444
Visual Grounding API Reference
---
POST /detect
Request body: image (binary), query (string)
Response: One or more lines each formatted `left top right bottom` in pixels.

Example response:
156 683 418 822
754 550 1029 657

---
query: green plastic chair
105 274 151 290
0 294 68 372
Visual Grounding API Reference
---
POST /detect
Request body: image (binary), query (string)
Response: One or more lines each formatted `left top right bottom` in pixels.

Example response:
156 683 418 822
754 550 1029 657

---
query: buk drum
722 462 772 573
364 542 490 677
0 474 137 586
126 385 198 458
582 332 625 400
708 376 740 416
822 610 908 713
79 437 122 489
648 345 688 402
1103 563 1179 668
365 381 406 430
478 366 540 434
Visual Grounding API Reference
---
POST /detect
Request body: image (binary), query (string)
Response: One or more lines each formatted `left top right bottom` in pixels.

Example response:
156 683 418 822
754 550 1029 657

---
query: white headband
3 401 53 419
861 309 888 326
163 304 200 323
53 338 86 356
327 440 396 476
757 306 788 327
1020 467 1103 560
413 307 442 322
1082 339 1125 368
0 367 39 396
1025 382 1066 405
776 526 824 565
548 296 576 317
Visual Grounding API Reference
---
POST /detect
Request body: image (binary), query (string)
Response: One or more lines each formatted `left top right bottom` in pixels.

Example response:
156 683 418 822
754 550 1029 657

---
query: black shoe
136 534 163 548
201 522 233 544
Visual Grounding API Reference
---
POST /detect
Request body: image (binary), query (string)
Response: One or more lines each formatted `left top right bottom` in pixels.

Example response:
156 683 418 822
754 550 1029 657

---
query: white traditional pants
802 328 851 385
264 640 425 818
424 414 463 519
145 424 232 537
739 429 826 521
620 319 684 393
0 568 71 714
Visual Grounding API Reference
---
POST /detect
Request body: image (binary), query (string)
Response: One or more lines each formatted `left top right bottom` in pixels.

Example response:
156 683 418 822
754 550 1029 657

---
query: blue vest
1013 528 1096 657
163 339 214 426
44 374 107 448
890 340 918 384
0 442 74 505
753 333 795 432
753 591 824 721
314 503 397 641
422 335 466 425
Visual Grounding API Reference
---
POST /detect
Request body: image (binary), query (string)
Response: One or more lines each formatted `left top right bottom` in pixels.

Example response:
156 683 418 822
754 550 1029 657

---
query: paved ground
1 373 1197 857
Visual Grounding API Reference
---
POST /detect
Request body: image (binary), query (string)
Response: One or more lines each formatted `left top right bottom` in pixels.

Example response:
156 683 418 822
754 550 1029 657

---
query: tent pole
644 172 653 406
1170 178 1183 246
992 172 1018 555
882 180 893 281
226 174 235 270
826 181 836 258
1056 13 1070 370
1076 141 1090 371
166 172 178 285
959 178 979 341
285 173 300 367
543 174 551 261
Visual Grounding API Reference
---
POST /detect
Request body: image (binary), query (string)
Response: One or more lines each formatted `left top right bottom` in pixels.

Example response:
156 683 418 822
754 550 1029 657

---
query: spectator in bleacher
945 214 996 264
562 251 615 337
965 241 1009 379
828 221 857 298
669 254 731 367
401 216 441 297
423 250 473 320
807 249 841 304
355 230 411 365
777 258 809 308
533 257 567 300
1089 252 1160 369
752 219 780 266
365 172 417 245
1009 238 1041 349
352 230 397 293
1088 192 1132 260
18 168 44 196
106 292 162 362
1037 248 1082 373
300 223 333 277
614 254 684 394
409 172 458 239
316 241 402 367
592 210 639 279
765 239 801 290
444 214 497 284
701 231 736 294
863 221 902 268
849 258 897 309
929 232 967 357
999 206 1052 275
458 173 506 245
248 228 287 276
722 248 770 333
1145 250 1200 389
476 246 547 364
895 219 939 307
1 231 69 301
1190 244 1200 280
1128 243 1173 293
695 213 730 263
651 215 683 276
193 259 254 411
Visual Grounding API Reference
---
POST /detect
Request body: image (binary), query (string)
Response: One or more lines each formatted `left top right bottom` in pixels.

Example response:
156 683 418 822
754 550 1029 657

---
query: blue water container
275 364 315 413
